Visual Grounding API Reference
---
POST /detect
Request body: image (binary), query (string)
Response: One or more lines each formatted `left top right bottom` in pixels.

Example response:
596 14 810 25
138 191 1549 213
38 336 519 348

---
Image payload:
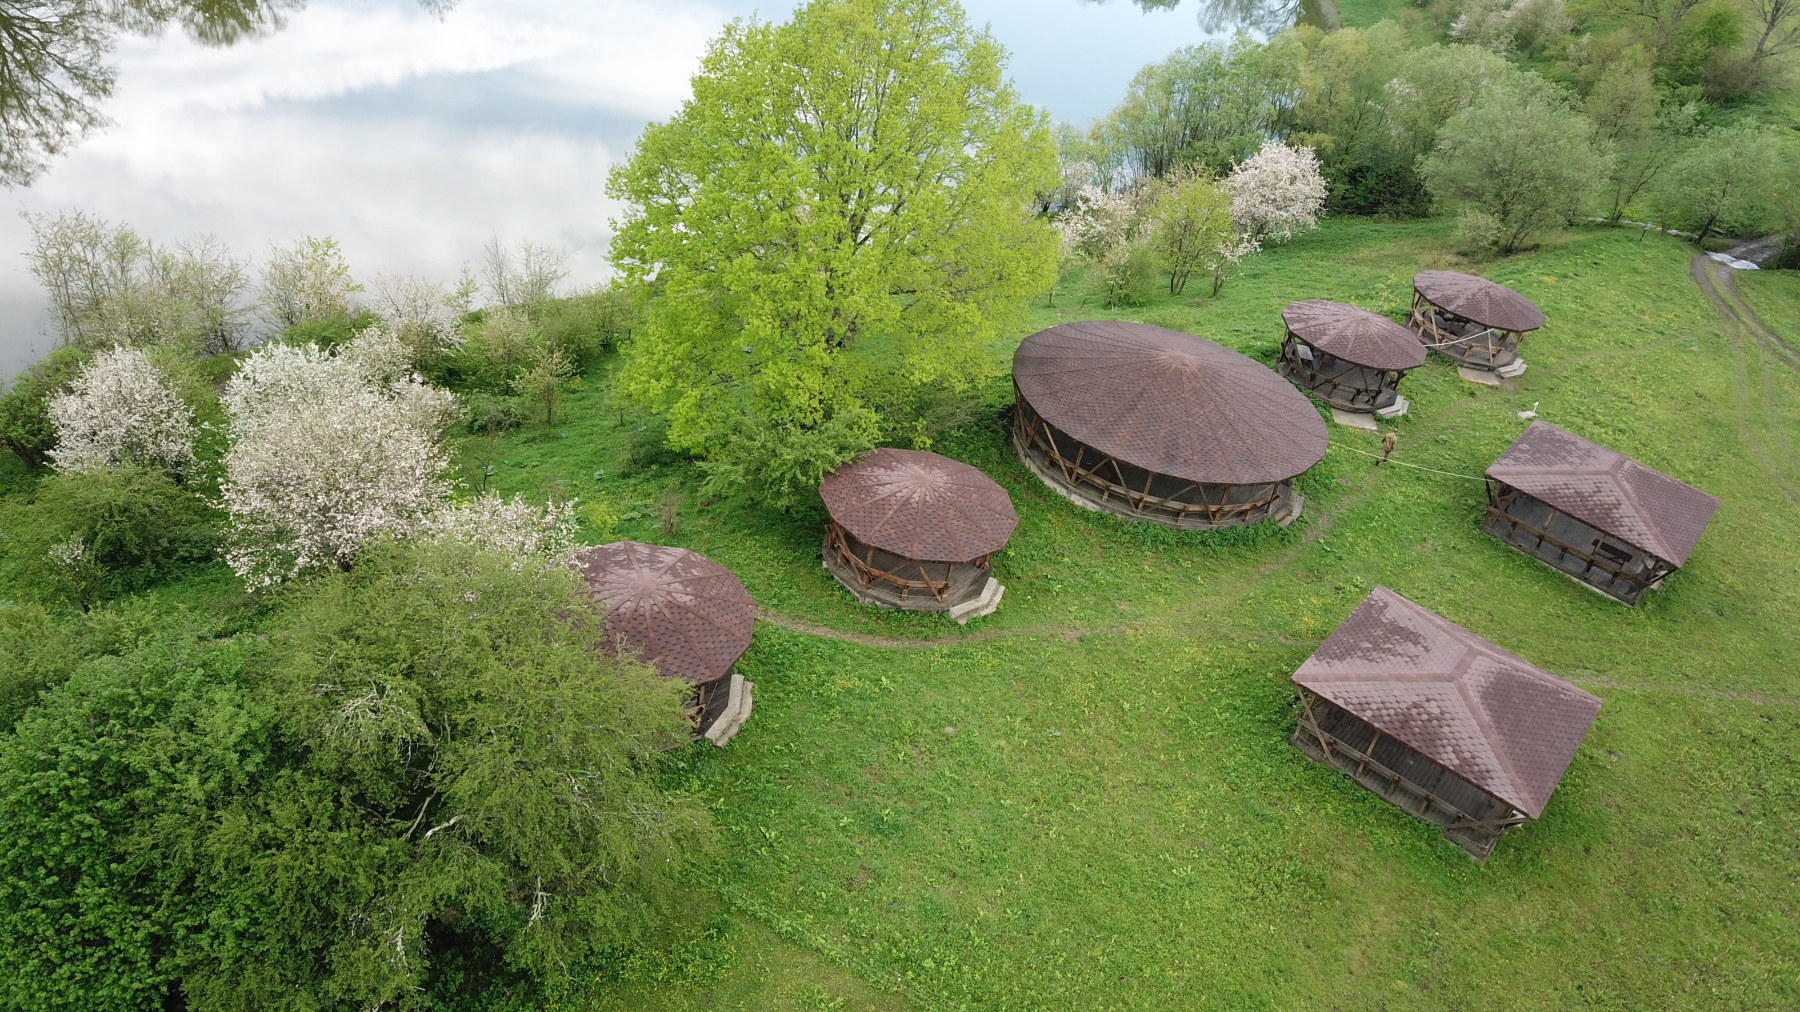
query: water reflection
0 0 1227 378
1 1 301 186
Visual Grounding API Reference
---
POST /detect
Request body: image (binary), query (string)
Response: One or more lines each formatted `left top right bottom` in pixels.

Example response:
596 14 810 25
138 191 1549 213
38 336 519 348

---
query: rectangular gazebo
1291 587 1602 860
1482 422 1720 605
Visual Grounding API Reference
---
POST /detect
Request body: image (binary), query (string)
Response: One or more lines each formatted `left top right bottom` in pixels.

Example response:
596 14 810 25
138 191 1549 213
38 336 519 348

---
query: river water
0 0 1228 378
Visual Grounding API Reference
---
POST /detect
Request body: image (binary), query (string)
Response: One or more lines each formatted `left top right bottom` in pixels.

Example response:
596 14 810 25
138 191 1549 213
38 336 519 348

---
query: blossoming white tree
370 272 464 365
47 346 197 474
219 335 460 588
418 492 580 565
1225 141 1328 244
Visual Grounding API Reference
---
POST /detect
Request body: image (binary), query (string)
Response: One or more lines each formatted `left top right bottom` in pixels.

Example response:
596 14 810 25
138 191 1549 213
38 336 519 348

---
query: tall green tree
1102 35 1299 179
1418 73 1611 254
1652 124 1784 243
608 0 1057 505
1148 170 1234 295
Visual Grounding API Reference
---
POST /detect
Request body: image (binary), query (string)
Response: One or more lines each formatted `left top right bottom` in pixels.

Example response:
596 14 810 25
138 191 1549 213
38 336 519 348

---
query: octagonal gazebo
1278 300 1427 430
819 448 1017 623
1012 321 1327 529
573 541 757 746
1408 271 1544 385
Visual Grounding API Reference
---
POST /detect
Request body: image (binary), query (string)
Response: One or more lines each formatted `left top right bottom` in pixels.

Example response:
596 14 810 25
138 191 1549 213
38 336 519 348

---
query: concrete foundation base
703 673 753 747
948 578 1004 625
1331 407 1379 431
1274 492 1305 528
1458 366 1503 387
1374 395 1410 420
1496 358 1528 379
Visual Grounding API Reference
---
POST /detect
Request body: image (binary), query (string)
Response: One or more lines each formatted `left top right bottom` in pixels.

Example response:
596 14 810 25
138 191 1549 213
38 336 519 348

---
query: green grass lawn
462 220 1800 1009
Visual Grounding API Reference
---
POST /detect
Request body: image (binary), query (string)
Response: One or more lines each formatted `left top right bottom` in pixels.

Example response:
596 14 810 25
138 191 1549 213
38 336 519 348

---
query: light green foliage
0 346 87 470
1380 44 1518 163
1585 52 1698 220
607 0 1058 506
0 466 216 611
259 236 360 330
1148 170 1235 294
1652 123 1786 242
1100 35 1300 177
1286 22 1410 165
536 283 637 369
458 306 541 390
1419 73 1612 253
514 345 575 427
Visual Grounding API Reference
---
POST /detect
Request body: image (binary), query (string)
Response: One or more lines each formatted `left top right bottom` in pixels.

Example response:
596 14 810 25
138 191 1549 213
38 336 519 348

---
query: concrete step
949 577 1004 625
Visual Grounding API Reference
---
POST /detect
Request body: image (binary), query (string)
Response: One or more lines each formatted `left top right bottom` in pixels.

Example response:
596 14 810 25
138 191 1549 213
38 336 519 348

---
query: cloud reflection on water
1 0 1220 377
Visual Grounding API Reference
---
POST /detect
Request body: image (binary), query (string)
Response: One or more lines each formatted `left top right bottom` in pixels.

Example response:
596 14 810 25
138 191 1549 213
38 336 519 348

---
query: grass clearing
460 220 1800 1009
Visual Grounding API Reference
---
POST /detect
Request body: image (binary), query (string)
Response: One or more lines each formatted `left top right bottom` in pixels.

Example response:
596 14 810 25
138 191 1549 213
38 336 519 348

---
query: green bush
463 391 527 435
0 346 88 470
535 285 636 371
0 638 265 1012
0 466 217 610
0 540 710 1012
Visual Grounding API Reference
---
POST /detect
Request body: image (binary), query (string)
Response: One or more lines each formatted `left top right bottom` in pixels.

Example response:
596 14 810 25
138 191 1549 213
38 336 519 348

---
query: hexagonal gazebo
1408 270 1544 385
573 541 757 746
1291 586 1602 860
819 448 1017 624
1012 321 1327 530
1278 300 1427 430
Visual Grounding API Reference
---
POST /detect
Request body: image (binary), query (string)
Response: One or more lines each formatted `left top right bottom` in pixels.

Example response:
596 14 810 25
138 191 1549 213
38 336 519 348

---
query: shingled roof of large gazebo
1012 321 1328 486
572 541 755 687
1292 586 1600 819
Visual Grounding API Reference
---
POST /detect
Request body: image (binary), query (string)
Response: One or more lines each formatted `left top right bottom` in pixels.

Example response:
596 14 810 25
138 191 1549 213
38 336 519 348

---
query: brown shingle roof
1012 321 1328 486
573 542 755 686
1414 271 1545 333
820 448 1017 562
1486 422 1720 566
1292 587 1601 819
1282 300 1426 371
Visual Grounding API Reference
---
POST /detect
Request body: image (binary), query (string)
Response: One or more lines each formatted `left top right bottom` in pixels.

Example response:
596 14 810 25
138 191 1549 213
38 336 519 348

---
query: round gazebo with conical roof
572 541 757 745
1279 300 1426 429
1011 321 1327 530
819 448 1017 623
1408 270 1544 383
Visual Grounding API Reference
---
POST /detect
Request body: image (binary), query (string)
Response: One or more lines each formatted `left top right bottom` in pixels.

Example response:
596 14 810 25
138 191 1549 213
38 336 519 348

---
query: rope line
1327 441 1488 481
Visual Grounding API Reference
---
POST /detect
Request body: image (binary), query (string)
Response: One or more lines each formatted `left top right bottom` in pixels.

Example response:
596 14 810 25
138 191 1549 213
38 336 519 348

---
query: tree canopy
607 0 1058 505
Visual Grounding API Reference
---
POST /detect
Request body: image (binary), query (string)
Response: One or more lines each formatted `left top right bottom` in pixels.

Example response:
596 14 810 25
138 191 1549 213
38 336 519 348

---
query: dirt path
753 609 1092 649
1691 255 1800 371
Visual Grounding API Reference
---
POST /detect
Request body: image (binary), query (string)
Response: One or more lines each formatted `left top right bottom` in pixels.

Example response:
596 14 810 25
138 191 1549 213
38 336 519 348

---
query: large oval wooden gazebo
1408 270 1544 384
1278 300 1426 429
573 541 757 746
819 448 1017 623
1012 321 1327 530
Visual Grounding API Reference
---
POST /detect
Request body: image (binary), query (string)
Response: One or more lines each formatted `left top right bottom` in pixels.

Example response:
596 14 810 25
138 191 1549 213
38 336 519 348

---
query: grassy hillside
461 220 1800 1009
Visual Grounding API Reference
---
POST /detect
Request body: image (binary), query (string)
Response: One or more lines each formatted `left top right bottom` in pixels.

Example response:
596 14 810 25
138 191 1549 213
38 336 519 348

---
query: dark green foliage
0 638 265 1012
1324 152 1432 218
622 414 684 474
0 346 87 470
1658 5 1742 89
462 392 526 435
0 466 217 610
0 540 710 1012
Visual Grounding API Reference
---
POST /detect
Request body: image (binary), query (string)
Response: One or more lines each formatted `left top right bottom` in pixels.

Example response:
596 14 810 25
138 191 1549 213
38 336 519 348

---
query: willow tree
607 0 1058 505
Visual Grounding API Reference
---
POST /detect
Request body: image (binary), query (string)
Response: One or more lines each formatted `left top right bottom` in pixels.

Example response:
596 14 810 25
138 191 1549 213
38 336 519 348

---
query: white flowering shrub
260 236 360 329
370 273 464 364
220 339 460 587
418 492 580 564
1225 142 1328 244
47 346 197 474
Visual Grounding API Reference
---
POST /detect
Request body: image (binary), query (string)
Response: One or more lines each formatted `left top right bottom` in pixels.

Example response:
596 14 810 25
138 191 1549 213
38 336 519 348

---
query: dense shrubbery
0 466 216 610
0 541 708 1012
